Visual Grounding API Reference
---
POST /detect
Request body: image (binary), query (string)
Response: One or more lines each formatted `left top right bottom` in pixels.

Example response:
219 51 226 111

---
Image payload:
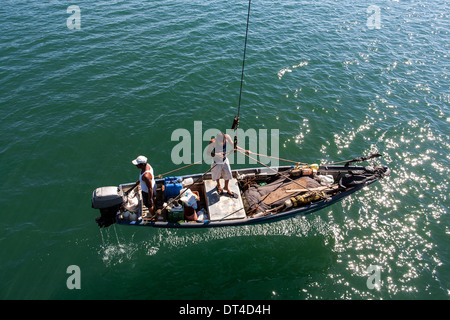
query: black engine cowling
92 186 124 228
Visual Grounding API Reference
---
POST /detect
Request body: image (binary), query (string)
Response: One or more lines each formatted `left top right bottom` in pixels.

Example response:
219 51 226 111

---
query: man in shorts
132 155 156 216
207 132 247 197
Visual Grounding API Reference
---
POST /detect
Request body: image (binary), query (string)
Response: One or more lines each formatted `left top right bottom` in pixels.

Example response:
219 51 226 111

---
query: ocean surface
0 0 448 300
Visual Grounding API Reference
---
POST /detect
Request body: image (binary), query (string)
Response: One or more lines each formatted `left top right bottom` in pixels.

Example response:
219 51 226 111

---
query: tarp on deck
243 176 322 214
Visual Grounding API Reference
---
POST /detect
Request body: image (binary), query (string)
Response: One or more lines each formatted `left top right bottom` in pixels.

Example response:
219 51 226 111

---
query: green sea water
0 0 448 300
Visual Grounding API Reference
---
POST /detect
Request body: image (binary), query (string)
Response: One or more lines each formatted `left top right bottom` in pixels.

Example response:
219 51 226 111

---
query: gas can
164 177 183 199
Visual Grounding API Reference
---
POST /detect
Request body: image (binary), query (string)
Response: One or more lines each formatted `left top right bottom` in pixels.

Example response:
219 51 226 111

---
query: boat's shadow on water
97 217 337 299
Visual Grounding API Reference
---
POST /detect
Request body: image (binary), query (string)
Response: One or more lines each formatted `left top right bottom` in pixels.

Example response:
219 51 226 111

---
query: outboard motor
92 186 124 228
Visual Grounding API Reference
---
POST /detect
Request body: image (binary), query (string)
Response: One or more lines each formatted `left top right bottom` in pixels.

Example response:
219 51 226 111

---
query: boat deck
123 166 336 224
109 164 389 228
204 178 246 221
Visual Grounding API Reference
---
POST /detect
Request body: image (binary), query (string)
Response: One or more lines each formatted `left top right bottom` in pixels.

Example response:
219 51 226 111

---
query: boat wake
98 225 141 267
97 215 337 267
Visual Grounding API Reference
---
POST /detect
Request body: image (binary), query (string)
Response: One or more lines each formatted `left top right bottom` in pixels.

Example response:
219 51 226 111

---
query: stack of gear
121 189 139 221
243 176 322 214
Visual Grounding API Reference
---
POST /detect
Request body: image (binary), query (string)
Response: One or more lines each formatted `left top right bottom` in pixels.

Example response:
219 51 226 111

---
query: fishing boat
92 156 390 228
91 0 390 228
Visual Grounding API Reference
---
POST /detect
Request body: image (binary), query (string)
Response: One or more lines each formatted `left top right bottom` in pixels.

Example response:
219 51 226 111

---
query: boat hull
93 164 389 229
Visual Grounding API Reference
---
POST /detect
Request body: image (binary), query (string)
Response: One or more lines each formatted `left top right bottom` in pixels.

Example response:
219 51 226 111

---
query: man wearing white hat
132 155 156 216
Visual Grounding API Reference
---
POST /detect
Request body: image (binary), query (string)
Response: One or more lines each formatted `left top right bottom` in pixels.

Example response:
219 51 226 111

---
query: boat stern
92 186 125 228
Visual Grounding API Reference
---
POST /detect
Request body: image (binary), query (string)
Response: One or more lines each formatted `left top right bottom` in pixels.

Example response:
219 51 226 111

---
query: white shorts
211 158 232 181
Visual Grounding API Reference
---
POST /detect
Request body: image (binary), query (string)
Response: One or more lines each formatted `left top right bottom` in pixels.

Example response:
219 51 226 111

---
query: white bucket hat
132 155 147 165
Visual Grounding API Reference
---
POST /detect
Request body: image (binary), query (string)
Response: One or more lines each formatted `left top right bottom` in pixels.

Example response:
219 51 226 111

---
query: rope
156 147 310 179
156 159 203 179
236 149 323 196
237 0 252 120
245 150 308 166
236 150 329 217
322 153 382 166
156 147 234 178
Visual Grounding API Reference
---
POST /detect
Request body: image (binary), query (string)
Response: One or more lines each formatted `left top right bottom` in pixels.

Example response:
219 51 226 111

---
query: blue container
164 177 183 199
